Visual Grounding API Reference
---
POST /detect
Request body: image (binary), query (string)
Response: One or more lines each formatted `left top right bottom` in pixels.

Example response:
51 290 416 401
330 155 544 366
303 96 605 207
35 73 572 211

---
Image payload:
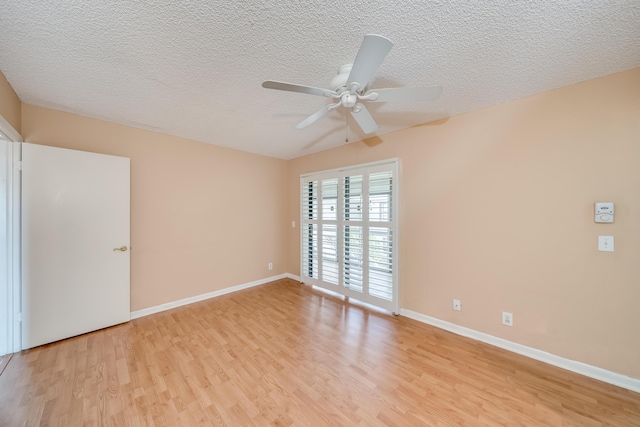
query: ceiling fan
262 34 442 134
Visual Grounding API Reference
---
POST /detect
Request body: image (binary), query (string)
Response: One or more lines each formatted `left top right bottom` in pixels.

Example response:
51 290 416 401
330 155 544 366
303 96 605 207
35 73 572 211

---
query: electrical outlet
453 299 461 311
502 311 513 326
268 263 273 270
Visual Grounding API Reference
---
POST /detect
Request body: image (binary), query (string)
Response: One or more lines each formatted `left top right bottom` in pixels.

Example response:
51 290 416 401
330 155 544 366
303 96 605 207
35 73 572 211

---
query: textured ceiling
0 1 639 160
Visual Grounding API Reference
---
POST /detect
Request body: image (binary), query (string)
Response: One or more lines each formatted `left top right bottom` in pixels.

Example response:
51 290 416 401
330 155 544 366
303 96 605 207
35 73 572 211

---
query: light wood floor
0 354 12 376
1 278 639 426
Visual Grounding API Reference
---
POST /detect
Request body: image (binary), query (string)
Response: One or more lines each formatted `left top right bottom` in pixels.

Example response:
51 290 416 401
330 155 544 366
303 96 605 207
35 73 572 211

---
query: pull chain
345 115 349 143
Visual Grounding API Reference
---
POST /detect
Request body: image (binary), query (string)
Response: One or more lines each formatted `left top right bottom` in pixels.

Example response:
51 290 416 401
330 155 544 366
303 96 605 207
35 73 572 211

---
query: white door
21 143 130 349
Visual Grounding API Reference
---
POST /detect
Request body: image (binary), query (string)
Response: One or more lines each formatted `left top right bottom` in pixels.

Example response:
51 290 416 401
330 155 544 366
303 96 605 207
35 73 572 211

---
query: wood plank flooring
1 278 639 426
0 354 12 376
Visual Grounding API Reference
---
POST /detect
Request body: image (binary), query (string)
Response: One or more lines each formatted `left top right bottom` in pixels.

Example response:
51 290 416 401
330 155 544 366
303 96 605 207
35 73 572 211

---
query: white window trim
300 158 400 314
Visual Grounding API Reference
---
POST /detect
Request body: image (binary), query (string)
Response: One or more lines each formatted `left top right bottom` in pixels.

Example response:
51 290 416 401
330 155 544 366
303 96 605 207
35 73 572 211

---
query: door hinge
15 312 22 323
15 160 22 171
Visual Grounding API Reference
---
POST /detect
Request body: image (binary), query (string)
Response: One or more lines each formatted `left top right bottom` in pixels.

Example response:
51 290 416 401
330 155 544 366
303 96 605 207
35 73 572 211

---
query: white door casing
0 114 22 355
0 140 22 355
21 143 130 349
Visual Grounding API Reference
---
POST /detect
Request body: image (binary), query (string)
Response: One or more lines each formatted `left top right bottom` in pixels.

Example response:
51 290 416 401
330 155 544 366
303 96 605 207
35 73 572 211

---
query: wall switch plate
598 236 614 252
292 220 296 228
268 262 273 270
453 299 461 311
502 311 513 326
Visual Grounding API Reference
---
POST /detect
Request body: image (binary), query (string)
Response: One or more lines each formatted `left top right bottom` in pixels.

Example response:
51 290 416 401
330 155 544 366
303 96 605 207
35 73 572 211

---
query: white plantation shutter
367 170 394 302
343 174 364 293
301 181 319 279
321 179 339 285
301 160 399 313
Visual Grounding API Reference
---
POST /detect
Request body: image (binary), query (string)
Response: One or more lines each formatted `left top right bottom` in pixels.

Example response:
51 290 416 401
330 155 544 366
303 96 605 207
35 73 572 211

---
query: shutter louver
301 181 319 280
369 227 393 300
343 225 363 292
368 171 392 222
302 224 318 279
322 178 338 220
343 175 363 221
322 224 338 284
303 181 318 220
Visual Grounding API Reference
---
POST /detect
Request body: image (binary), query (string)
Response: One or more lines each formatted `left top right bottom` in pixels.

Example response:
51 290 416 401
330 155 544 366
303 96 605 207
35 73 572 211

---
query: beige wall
0 70 21 133
286 68 640 379
21 104 289 311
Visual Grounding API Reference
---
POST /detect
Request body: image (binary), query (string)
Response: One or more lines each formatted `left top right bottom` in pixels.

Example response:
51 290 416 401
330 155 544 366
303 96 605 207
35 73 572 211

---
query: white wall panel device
594 202 614 223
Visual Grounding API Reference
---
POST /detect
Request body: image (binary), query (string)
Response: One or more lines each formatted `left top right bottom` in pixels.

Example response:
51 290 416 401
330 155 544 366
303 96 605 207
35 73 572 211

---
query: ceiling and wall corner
0 1 639 160
0 71 21 134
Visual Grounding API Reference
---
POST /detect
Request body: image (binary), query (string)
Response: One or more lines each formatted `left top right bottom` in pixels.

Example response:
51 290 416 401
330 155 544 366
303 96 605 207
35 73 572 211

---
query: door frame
0 115 22 356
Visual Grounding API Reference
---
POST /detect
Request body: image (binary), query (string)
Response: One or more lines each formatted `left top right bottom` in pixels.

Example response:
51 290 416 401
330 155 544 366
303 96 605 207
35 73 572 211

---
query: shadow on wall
361 116 451 148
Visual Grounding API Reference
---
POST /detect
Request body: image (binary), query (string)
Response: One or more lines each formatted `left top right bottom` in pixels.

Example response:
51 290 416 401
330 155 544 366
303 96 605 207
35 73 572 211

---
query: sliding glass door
300 160 398 313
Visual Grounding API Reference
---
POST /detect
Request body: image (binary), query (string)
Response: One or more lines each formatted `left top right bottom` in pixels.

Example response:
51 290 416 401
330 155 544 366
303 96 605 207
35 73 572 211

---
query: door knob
113 246 128 252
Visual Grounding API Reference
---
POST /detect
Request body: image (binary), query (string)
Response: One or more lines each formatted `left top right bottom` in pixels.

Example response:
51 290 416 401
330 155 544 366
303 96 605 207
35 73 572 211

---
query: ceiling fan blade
347 34 393 90
262 80 335 97
366 86 443 103
350 104 379 134
295 105 332 129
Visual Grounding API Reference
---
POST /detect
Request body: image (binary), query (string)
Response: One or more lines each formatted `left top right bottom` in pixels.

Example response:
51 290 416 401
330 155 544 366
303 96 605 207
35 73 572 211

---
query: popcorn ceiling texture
0 1 639 159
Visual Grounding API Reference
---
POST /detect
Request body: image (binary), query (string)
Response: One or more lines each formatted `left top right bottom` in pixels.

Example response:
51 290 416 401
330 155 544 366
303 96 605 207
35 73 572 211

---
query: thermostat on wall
595 202 614 223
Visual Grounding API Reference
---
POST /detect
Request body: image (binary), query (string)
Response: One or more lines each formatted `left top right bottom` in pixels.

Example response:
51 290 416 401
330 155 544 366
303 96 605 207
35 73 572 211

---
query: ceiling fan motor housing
330 64 353 91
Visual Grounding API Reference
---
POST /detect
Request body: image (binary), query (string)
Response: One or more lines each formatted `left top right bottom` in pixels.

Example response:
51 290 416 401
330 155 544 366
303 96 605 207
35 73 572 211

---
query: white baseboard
130 274 287 319
284 272 301 282
400 309 640 394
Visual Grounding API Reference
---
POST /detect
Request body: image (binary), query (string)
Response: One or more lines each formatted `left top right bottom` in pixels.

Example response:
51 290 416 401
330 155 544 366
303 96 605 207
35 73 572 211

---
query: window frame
299 159 400 313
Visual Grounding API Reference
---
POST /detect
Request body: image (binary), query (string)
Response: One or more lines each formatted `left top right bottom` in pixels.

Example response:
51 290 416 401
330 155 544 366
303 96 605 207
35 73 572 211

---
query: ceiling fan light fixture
341 92 357 108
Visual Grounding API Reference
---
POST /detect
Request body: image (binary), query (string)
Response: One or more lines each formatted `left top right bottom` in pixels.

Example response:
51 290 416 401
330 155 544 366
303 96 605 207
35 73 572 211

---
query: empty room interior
1 1 639 426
